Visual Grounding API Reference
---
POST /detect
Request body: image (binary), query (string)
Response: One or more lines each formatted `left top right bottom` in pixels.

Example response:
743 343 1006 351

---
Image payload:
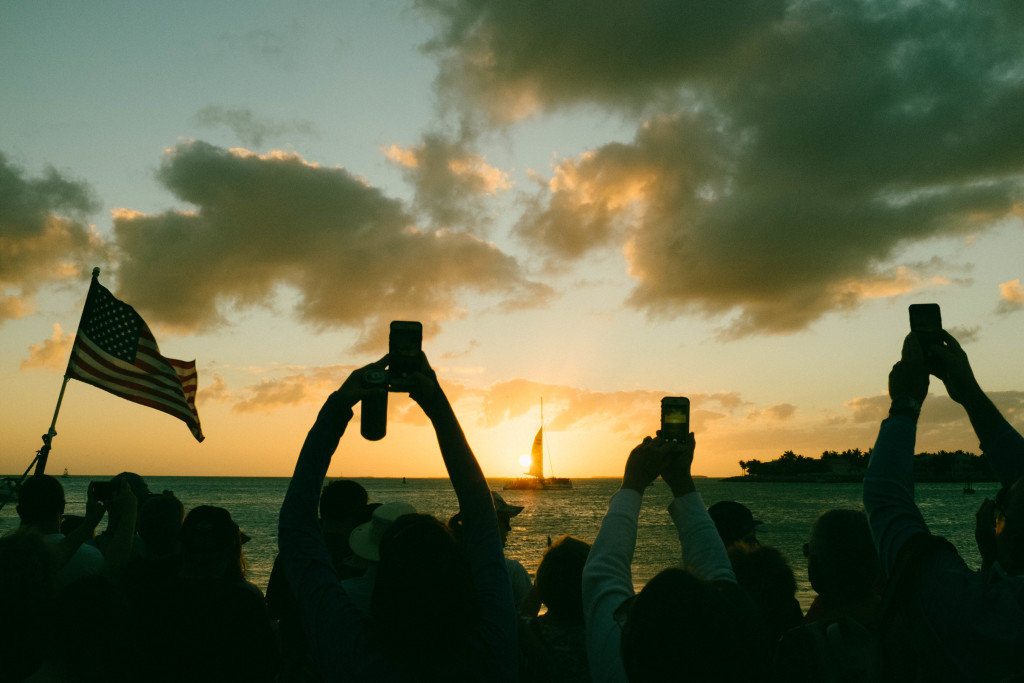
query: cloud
996 279 1024 314
382 132 511 231
194 106 317 148
418 0 786 122
748 403 797 422
947 325 981 345
478 378 747 433
0 153 107 325
196 373 231 405
424 2 1024 336
20 323 72 370
231 366 348 413
111 141 552 344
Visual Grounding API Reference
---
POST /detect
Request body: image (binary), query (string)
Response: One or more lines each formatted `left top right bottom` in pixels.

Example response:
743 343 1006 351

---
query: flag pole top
92 267 100 279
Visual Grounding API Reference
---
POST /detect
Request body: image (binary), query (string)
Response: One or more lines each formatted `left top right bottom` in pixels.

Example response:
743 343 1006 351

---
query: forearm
582 489 641 683
100 513 137 580
669 491 734 582
964 390 1024 486
56 517 101 567
863 414 930 575
425 393 489 507
424 392 516 680
279 398 352 546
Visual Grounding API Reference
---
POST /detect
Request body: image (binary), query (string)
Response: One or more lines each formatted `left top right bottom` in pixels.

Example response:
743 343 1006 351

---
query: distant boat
62 467 70 478
504 407 572 490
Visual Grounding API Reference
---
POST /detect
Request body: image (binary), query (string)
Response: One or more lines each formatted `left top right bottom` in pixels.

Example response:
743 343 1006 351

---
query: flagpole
35 266 101 476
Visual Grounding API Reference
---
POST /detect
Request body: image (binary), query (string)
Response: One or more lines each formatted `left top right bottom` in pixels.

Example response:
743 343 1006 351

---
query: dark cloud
418 0 786 121
424 1 1024 336
0 153 107 324
112 141 552 342
383 131 511 231
194 106 317 148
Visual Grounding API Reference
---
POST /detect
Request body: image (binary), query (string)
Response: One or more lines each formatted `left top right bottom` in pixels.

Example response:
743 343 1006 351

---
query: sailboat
504 403 572 490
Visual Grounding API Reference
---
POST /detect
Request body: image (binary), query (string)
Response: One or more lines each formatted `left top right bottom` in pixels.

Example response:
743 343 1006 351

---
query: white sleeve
581 488 641 683
668 491 735 583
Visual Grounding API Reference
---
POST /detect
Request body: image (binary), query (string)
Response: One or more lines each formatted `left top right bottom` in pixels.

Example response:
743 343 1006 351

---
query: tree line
737 448 998 481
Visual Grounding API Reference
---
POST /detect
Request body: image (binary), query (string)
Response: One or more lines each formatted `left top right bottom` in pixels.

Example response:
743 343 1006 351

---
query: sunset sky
3 1 1023 479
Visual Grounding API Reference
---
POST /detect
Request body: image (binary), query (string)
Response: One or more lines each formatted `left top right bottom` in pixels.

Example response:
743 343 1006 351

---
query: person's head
16 475 65 529
349 501 416 563
620 567 769 682
178 505 246 581
729 545 803 644
138 491 185 558
535 535 590 620
490 492 523 548
113 472 150 510
708 501 762 550
995 476 1024 575
369 513 476 679
319 479 368 531
805 509 879 606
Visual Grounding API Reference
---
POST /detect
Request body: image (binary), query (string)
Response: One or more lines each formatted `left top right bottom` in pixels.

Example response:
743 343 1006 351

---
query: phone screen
388 321 422 390
661 397 690 442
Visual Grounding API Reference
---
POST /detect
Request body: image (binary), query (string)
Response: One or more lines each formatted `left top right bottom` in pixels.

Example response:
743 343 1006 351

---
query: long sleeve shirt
581 489 734 683
863 413 1024 682
278 397 517 682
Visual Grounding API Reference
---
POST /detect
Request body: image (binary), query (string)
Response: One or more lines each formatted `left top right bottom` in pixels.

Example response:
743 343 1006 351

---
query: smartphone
388 320 423 392
660 397 690 442
909 304 943 374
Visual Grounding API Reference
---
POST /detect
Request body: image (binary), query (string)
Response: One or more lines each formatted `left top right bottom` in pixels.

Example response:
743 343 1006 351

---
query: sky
2 1 1023 479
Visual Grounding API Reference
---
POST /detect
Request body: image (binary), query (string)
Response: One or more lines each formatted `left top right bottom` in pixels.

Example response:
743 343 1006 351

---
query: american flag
65 277 204 442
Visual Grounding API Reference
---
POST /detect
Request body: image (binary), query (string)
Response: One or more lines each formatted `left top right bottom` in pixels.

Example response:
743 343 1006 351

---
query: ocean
0 475 995 612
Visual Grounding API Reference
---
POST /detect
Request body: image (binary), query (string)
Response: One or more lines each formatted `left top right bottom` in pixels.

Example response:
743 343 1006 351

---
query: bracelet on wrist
889 395 922 418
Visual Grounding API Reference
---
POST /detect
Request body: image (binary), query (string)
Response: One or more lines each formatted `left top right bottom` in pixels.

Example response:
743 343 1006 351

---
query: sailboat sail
529 427 545 478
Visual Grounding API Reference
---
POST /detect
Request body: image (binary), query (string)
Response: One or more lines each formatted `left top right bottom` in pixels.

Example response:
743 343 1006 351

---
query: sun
518 454 532 468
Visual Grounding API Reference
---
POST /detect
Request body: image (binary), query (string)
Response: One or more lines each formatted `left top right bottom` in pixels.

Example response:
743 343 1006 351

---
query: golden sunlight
518 454 532 468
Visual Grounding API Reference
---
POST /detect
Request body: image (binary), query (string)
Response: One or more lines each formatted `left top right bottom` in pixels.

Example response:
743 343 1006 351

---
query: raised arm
863 333 931 575
933 331 1024 487
278 359 384 679
582 437 665 683
408 353 517 683
659 433 734 583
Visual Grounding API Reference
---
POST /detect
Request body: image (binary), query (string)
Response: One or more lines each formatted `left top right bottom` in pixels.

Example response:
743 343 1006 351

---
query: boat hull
504 477 573 490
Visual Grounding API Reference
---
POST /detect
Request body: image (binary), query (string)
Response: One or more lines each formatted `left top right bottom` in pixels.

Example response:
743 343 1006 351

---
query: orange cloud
20 323 72 370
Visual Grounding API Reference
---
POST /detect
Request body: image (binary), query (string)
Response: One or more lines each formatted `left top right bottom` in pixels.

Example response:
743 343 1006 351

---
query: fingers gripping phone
909 304 943 376
660 397 690 442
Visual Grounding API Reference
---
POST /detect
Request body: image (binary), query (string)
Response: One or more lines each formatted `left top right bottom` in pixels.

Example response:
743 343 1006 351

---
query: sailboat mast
542 396 558 478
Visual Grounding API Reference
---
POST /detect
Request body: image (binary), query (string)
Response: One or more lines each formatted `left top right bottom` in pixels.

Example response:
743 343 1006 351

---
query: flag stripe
68 350 203 435
72 333 192 400
66 279 204 442
69 349 195 420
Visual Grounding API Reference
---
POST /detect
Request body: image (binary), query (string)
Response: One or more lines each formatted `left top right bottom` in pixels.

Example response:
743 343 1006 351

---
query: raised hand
932 330 983 405
889 333 929 406
622 437 670 494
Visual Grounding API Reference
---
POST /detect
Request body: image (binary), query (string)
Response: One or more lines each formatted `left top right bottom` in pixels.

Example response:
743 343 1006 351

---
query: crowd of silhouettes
2 328 1023 682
